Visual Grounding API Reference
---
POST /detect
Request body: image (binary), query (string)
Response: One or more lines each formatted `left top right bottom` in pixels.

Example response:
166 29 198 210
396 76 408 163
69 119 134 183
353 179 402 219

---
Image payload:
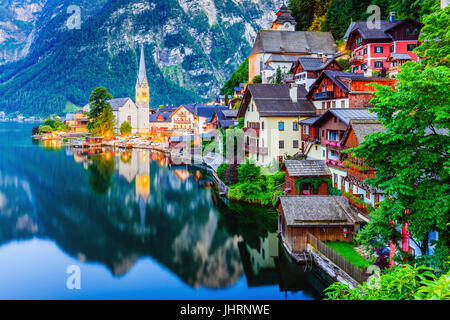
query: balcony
350 55 364 64
243 127 260 137
324 140 344 149
326 159 346 170
301 133 320 143
313 91 334 100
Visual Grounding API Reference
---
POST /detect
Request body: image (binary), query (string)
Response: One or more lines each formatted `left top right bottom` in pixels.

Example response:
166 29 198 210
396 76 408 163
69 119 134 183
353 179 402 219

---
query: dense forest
289 0 440 39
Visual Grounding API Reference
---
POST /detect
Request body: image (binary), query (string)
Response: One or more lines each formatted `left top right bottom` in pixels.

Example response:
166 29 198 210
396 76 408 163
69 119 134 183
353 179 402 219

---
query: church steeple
271 1 297 31
136 44 149 106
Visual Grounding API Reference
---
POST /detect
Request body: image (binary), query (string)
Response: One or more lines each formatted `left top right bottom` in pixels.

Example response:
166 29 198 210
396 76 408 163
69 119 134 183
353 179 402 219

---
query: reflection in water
0 122 328 299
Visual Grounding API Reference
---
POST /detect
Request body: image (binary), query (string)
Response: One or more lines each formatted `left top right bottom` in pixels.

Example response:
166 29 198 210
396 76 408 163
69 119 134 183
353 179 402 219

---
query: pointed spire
137 44 147 86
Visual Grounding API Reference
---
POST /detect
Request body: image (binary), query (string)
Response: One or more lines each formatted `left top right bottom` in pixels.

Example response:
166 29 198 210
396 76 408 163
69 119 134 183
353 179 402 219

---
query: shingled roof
277 196 360 226
238 84 316 118
343 119 386 144
282 160 331 177
109 98 133 111
313 108 378 127
250 30 336 56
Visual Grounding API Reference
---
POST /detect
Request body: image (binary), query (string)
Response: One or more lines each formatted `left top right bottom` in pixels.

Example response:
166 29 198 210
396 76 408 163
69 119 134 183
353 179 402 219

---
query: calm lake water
0 122 331 300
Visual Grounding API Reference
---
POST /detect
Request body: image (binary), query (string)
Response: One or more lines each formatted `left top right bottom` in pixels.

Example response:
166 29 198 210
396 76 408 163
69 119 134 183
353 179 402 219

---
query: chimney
389 12 396 23
290 84 298 103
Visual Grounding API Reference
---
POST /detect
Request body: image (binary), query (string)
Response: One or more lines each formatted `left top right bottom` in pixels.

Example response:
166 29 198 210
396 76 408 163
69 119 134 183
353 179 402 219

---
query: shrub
238 160 261 183
120 121 132 136
217 163 228 182
252 75 262 84
39 125 53 133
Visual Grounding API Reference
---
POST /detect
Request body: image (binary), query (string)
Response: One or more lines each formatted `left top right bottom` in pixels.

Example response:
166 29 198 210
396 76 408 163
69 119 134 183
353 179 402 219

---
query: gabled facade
170 105 196 132
291 56 343 91
110 97 139 134
281 160 331 196
345 13 423 73
307 71 395 114
238 84 316 166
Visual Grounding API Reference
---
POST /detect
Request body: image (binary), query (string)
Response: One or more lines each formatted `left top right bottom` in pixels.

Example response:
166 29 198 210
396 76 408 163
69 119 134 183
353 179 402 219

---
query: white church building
110 45 150 135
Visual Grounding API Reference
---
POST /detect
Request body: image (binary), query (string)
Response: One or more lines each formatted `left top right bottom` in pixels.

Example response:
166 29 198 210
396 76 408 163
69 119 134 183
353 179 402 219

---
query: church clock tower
136 44 150 134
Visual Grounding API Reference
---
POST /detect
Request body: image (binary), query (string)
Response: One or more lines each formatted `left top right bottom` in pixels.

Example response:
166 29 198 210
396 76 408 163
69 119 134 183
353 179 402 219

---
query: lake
0 122 331 300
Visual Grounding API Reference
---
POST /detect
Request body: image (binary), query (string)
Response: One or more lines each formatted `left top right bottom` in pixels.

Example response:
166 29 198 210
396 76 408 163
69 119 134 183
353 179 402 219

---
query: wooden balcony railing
350 55 364 64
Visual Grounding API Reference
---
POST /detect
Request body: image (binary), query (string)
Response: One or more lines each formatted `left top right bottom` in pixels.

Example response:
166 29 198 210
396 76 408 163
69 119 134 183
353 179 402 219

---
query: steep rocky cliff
0 0 279 115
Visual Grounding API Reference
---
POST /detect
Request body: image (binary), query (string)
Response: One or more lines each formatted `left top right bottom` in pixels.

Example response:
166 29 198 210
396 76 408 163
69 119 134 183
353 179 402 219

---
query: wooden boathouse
276 196 362 253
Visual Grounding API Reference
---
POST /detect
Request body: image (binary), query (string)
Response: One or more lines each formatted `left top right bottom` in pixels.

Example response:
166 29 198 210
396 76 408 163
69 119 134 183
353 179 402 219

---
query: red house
281 160 331 196
345 12 423 73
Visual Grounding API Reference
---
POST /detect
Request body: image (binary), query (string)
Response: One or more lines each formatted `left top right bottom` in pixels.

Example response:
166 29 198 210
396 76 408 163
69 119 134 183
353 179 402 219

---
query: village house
340 119 386 207
306 70 395 114
238 84 316 166
170 104 196 132
385 53 413 78
149 110 173 134
276 196 361 252
195 105 229 135
207 109 238 131
248 4 336 83
290 56 343 91
302 108 379 193
345 12 423 74
281 160 331 196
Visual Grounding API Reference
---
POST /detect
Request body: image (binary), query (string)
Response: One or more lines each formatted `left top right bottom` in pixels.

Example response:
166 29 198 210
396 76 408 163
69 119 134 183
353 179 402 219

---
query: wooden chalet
341 119 386 206
276 196 362 252
281 160 331 196
307 70 395 114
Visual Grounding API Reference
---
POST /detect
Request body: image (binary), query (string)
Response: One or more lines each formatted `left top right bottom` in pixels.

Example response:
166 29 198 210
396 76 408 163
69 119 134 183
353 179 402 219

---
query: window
363 47 367 55
332 101 336 108
413 28 419 35
341 100 345 108
328 130 338 141
322 102 326 109
128 116 132 124
407 43 417 51
406 28 410 36
374 46 383 53
278 121 284 131
390 44 394 53
374 61 384 68
279 140 284 149
293 121 298 131
261 122 264 130
334 116 337 123
293 140 299 148
333 174 338 186
322 130 325 137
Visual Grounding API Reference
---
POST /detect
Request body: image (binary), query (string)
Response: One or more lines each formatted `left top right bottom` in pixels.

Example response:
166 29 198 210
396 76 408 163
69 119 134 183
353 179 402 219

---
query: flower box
324 140 330 145
331 160 337 165
326 159 331 164
329 142 337 147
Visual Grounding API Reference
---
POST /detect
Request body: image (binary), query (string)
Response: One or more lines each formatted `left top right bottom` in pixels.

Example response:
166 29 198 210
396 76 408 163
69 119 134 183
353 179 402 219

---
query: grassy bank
326 242 371 270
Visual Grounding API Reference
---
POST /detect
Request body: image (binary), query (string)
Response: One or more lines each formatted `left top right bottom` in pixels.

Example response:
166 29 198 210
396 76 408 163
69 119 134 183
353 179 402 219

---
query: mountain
0 0 279 116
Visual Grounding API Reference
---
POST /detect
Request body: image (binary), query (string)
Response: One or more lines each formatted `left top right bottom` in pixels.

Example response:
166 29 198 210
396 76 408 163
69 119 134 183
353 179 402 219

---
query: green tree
90 104 116 137
120 121 132 136
88 87 113 131
275 67 283 84
251 75 262 84
238 160 261 183
348 9 450 263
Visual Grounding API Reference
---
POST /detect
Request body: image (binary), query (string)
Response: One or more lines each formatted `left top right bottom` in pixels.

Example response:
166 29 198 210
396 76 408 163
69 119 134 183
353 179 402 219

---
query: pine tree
275 67 283 84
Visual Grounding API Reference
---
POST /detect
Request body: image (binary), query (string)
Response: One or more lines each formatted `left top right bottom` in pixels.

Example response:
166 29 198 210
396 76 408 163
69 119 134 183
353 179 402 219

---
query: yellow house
237 84 316 166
